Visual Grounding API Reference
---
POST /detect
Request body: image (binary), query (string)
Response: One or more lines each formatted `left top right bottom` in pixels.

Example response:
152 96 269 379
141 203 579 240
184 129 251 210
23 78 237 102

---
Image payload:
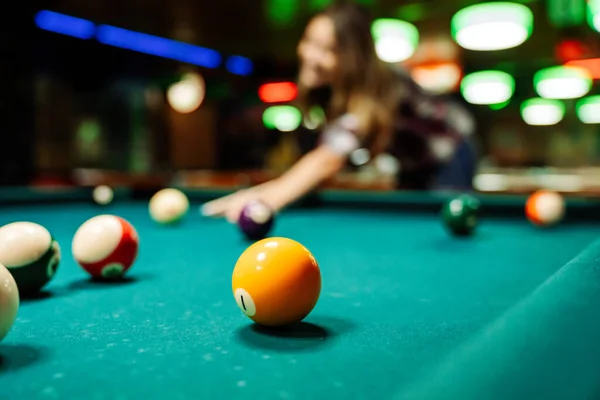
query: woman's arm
261 144 347 211
202 114 360 221
201 144 348 221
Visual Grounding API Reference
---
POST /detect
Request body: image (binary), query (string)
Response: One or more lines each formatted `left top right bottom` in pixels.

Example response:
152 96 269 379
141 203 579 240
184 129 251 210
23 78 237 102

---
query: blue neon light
96 25 222 69
226 56 254 76
34 10 95 39
34 10 253 74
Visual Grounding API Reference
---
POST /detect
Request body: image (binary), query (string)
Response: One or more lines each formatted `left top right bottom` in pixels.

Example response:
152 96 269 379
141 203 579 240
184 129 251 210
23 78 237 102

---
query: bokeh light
167 72 205 113
461 71 515 105
371 19 419 62
263 106 302 132
534 66 592 99
521 98 565 126
258 82 298 103
411 63 462 94
588 0 600 32
576 96 600 124
451 3 533 51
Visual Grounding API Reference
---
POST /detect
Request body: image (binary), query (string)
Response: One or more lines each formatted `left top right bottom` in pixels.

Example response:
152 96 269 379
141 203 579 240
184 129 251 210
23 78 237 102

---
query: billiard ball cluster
0 185 310 343
0 214 140 342
441 190 566 237
0 187 190 341
1 184 569 341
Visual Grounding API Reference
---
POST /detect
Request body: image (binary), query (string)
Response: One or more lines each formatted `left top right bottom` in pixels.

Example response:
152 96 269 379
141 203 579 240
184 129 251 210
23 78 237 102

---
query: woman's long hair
296 1 400 154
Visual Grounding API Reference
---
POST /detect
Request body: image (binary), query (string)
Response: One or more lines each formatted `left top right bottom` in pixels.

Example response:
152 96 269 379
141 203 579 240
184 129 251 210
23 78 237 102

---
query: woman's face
297 15 339 89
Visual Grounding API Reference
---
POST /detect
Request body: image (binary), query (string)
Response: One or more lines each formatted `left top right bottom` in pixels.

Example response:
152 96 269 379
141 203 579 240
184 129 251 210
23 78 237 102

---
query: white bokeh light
521 99 565 126
167 73 205 113
456 22 528 51
375 36 415 63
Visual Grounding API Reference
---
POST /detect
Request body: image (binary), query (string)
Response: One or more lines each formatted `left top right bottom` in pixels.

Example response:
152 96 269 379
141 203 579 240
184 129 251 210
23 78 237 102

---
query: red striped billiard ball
525 190 565 226
72 215 139 279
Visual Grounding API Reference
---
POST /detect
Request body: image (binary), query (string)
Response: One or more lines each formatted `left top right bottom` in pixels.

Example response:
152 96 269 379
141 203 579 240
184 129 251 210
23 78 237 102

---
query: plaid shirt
390 66 474 171
321 65 475 188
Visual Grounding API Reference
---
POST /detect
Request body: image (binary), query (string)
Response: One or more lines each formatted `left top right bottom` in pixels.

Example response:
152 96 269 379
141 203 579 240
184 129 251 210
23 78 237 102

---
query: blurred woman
203 1 476 222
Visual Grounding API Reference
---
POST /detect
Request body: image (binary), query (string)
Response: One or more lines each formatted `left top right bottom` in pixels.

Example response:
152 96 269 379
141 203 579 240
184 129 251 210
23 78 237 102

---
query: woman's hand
201 188 265 223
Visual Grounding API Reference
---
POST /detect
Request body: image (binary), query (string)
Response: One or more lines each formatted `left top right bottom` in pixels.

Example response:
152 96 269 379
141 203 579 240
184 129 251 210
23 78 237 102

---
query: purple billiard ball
238 200 274 240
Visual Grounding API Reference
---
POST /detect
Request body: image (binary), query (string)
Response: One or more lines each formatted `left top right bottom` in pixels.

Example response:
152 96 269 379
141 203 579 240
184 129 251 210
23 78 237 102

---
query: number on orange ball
525 190 565 226
232 237 321 327
72 215 139 279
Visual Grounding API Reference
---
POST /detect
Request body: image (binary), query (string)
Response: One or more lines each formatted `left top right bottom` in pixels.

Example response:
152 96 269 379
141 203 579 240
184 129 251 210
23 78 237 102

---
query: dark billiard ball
238 200 274 241
0 222 61 296
441 194 480 236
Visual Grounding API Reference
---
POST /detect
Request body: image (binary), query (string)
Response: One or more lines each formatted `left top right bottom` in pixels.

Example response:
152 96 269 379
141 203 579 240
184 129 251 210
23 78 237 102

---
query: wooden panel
168 103 216 169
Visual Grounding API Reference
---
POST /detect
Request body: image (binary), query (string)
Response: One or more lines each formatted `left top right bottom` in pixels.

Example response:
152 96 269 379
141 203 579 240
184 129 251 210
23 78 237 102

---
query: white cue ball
0 263 19 342
149 188 189 224
93 185 114 205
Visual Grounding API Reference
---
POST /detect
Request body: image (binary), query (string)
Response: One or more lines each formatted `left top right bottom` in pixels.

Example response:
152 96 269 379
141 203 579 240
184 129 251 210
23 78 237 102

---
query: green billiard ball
0 222 61 296
441 194 481 236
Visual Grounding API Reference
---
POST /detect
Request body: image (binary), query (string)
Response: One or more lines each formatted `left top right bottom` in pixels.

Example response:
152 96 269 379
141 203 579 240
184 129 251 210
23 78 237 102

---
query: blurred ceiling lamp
521 98 565 126
565 58 600 80
451 3 533 51
588 0 600 32
263 106 302 132
167 73 205 113
371 19 419 62
258 82 298 103
576 95 600 124
534 66 592 99
460 70 515 105
411 62 462 94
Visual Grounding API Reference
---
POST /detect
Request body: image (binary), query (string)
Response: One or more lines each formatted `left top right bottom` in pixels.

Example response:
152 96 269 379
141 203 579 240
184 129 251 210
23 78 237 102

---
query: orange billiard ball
232 237 321 327
525 190 565 226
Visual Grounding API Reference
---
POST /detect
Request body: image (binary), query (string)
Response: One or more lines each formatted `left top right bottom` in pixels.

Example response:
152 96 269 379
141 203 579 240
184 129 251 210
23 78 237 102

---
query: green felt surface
0 200 599 399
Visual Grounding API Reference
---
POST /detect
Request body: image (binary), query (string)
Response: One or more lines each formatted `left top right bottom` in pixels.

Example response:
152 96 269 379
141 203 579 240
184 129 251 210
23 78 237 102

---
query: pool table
2 187 600 399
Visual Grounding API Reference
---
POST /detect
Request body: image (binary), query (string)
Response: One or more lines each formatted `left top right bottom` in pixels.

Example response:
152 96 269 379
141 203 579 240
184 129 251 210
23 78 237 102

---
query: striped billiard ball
72 215 139 280
525 190 565 226
0 222 61 295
